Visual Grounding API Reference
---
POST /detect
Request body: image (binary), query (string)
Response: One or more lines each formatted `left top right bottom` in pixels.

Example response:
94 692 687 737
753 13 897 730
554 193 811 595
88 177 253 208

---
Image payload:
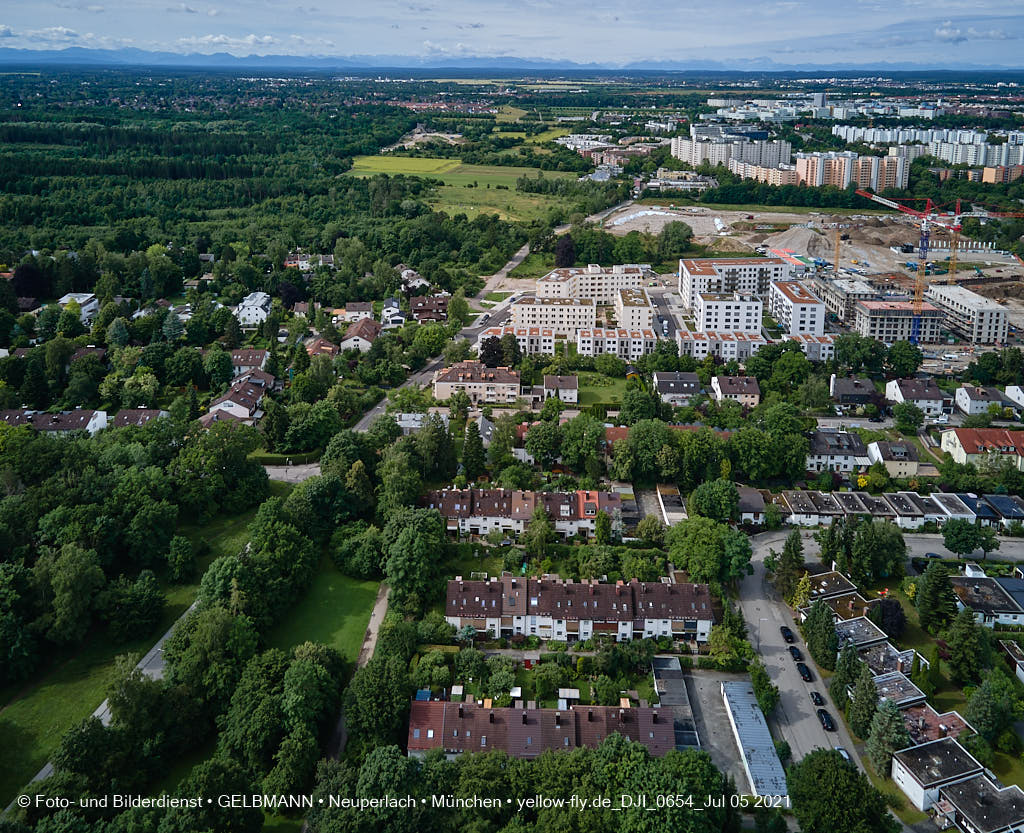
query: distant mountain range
0 46 1023 74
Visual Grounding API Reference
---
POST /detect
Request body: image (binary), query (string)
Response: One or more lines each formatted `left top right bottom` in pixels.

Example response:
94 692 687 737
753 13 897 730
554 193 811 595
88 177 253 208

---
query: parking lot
682 669 749 790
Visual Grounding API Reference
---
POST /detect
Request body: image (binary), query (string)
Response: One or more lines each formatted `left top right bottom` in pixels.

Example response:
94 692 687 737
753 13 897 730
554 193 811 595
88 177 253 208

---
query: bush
964 734 995 768
774 739 792 765
998 728 1021 756
166 535 196 582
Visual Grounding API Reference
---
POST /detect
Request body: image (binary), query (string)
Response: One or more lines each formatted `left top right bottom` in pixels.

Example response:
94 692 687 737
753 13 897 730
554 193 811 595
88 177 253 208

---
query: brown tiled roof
112 408 166 428
407 700 672 758
0 408 101 432
342 317 382 344
69 346 107 365
893 377 942 400
229 348 268 368
715 375 760 395
543 375 578 390
435 361 519 385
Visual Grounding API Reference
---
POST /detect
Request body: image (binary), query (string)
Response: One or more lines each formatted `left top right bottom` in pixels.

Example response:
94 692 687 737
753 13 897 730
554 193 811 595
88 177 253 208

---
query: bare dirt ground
603 203 1023 278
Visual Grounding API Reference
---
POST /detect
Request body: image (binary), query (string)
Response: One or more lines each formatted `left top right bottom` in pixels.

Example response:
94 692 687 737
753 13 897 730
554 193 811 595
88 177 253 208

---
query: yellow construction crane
834 225 841 272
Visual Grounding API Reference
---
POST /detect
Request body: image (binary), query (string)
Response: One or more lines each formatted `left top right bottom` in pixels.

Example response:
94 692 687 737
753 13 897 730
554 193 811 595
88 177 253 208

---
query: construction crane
854 190 961 343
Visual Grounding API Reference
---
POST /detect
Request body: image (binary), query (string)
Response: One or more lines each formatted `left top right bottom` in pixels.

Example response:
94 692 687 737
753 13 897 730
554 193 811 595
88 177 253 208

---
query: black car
780 626 795 643
796 662 813 682
788 645 803 661
926 552 941 559
817 709 836 731
810 691 824 706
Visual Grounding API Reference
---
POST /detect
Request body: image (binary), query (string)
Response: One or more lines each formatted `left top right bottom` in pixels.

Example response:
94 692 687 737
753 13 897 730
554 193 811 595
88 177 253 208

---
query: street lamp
757 617 769 652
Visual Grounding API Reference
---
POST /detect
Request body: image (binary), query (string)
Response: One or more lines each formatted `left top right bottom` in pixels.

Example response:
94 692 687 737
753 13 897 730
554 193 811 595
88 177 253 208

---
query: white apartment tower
768 281 826 336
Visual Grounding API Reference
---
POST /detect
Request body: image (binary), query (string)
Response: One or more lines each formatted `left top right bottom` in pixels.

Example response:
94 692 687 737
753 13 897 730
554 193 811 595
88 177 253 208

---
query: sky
2 0 1024 66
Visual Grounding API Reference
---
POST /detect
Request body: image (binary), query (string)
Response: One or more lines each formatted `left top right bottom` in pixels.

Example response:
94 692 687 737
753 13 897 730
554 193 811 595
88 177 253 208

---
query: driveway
741 531 862 767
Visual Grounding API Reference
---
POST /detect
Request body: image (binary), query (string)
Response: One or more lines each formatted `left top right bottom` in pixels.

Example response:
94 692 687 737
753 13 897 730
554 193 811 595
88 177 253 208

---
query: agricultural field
429 183 566 222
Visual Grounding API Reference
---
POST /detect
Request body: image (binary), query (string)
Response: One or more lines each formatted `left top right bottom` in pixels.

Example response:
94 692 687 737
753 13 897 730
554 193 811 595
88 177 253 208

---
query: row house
805 429 869 473
675 329 767 361
443 573 714 643
408 700 673 760
576 327 658 360
425 488 621 539
230 348 268 377
0 408 108 436
476 325 556 356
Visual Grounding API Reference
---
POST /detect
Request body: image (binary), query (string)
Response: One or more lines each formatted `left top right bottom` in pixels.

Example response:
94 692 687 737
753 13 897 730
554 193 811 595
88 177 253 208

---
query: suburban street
739 530 863 768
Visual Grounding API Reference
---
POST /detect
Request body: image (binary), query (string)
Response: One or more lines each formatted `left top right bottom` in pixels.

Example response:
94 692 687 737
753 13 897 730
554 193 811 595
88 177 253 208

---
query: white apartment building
576 328 658 360
670 136 792 168
676 329 767 361
695 293 762 334
794 151 909 190
768 281 825 336
475 325 556 356
614 288 654 329
926 140 1024 167
678 258 791 310
510 296 596 338
535 263 653 305
853 300 943 344
924 285 1008 345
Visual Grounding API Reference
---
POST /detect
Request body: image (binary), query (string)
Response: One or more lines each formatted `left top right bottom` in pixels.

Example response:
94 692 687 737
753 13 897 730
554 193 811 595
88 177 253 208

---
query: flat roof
618 288 652 307
928 283 1006 311
893 737 983 787
949 576 1022 615
772 280 823 305
941 776 1024 833
721 682 788 798
835 616 888 647
872 671 927 708
806 570 857 600
513 296 596 307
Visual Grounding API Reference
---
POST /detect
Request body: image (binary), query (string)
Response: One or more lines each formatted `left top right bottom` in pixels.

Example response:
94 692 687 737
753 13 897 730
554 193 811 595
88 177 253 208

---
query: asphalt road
739 531 862 768
353 355 445 432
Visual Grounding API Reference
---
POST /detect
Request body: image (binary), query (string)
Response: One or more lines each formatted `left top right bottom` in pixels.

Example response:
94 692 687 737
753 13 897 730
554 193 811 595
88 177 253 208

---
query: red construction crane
854 190 962 344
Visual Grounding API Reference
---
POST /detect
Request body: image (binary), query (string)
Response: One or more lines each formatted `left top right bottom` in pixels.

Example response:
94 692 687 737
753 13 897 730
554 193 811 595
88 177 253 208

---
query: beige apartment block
613 288 655 329
511 296 597 337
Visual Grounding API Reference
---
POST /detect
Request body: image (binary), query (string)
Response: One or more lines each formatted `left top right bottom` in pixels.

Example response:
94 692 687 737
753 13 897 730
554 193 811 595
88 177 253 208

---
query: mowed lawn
577 372 629 406
264 556 379 662
0 486 291 806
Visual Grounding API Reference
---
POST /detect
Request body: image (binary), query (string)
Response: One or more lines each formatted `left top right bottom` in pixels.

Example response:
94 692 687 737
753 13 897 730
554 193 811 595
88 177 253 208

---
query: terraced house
444 574 715 642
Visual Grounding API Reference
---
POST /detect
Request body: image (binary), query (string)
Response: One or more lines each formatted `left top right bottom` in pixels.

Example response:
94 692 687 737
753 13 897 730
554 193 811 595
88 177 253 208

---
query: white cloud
934 20 966 42
0 24 14 38
167 3 200 12
29 26 80 41
178 32 279 50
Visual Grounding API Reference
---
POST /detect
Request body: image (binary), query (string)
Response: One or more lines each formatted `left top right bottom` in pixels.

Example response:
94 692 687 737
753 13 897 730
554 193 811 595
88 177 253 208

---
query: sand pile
761 227 832 259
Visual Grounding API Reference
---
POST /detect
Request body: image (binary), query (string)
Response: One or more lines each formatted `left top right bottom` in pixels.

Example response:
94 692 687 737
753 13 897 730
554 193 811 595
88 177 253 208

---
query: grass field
264 557 379 662
495 105 527 123
508 251 556 279
347 156 576 221
577 372 628 407
0 485 292 806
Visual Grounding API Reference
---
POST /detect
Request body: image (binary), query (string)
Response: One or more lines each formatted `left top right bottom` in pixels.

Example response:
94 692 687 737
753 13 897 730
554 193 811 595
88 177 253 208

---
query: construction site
603 203 1023 279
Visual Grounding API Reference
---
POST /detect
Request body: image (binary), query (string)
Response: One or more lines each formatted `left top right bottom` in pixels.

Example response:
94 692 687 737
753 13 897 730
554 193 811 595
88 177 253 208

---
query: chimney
458 705 464 718
489 712 494 724
587 710 593 722
522 712 528 725
555 712 561 727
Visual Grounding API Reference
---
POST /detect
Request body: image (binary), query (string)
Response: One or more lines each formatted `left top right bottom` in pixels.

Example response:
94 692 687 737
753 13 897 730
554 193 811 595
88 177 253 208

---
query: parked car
835 746 851 761
817 709 835 731
780 626 795 643
926 552 941 559
788 646 803 661
797 662 813 682
810 691 824 706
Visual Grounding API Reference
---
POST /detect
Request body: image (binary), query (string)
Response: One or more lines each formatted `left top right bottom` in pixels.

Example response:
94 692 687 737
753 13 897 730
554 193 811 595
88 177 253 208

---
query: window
526 737 532 746
413 729 421 739
427 729 434 738
481 736 487 747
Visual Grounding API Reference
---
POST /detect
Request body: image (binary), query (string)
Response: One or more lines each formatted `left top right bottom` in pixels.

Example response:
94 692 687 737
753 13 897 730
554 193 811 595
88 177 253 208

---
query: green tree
790 572 812 610
688 478 739 523
943 518 983 558
447 288 470 327
830 644 861 704
773 529 805 602
462 420 486 480
524 420 562 468
107 316 130 348
803 599 838 671
849 521 906 586
886 341 924 377
965 667 1019 742
848 661 879 738
376 448 423 523
788 749 898 833
916 560 957 633
43 544 106 644
523 504 554 560
866 699 912 776
750 657 780 714
947 607 987 685
594 510 612 545
893 401 925 434
636 515 665 548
